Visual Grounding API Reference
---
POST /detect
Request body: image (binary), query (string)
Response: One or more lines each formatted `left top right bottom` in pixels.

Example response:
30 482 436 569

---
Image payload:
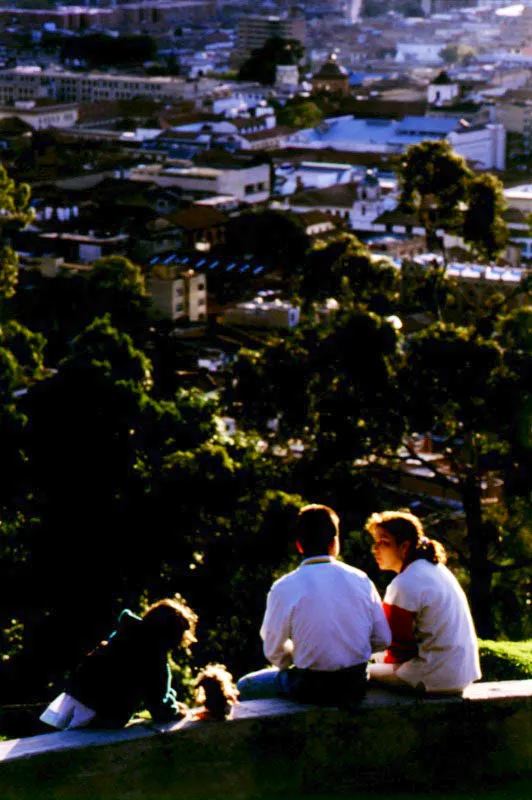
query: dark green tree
398 140 472 251
0 165 34 308
223 209 310 290
462 173 509 263
277 99 324 128
301 233 399 314
13 256 150 364
60 33 157 69
398 320 532 637
238 36 304 85
0 320 46 386
440 43 477 66
230 306 405 467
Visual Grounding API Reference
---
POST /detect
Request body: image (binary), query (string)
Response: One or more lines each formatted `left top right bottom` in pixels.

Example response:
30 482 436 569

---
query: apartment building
235 10 306 63
147 265 207 322
0 66 187 105
0 1 216 34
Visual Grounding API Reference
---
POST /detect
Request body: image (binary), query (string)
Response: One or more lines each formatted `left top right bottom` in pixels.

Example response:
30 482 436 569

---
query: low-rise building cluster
1 0 530 340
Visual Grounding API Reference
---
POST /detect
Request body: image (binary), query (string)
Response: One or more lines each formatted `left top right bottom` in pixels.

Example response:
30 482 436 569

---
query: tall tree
229 306 404 467
398 140 472 252
238 36 304 85
398 320 532 637
462 173 508 263
301 234 399 313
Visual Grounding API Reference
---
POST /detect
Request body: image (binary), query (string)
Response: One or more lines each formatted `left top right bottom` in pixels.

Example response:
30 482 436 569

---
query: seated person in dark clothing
40 595 197 730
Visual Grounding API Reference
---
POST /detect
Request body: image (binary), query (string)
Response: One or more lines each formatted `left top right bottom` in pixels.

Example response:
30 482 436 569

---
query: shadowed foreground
0 681 530 800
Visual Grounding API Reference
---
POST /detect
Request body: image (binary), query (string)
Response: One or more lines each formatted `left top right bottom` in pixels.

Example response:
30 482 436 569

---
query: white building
126 160 270 203
427 72 460 107
0 100 78 130
218 297 300 329
275 161 361 196
275 65 300 92
504 183 532 213
0 66 188 105
147 267 207 322
288 114 506 170
395 42 445 65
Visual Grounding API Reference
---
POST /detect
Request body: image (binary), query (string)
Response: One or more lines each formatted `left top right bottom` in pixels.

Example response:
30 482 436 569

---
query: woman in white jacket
366 510 481 694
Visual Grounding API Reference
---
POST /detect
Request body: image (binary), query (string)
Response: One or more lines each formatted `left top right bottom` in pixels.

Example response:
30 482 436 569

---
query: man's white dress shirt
260 556 391 671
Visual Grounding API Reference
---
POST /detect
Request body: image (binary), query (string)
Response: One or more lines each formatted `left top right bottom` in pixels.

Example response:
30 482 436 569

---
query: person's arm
145 657 187 723
382 603 418 663
369 581 392 653
260 585 293 669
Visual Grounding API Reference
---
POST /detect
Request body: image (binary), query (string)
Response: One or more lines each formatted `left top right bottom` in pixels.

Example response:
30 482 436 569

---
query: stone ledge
0 681 530 799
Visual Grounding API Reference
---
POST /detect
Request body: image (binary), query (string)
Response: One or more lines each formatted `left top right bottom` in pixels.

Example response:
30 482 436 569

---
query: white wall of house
395 42 444 64
504 185 532 213
448 123 506 170
217 163 270 202
186 273 207 322
219 298 300 329
128 163 270 203
148 273 207 322
0 103 78 129
427 82 459 106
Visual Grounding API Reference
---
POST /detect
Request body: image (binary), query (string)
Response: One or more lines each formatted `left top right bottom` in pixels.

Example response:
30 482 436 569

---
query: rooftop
290 182 360 208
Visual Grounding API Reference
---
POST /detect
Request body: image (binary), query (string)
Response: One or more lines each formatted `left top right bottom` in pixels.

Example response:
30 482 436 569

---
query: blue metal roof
396 116 458 136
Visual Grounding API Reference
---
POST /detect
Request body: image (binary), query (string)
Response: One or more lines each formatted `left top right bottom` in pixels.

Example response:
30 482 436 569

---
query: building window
244 184 255 195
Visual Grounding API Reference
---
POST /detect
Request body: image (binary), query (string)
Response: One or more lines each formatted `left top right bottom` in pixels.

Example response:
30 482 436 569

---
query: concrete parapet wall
0 681 530 799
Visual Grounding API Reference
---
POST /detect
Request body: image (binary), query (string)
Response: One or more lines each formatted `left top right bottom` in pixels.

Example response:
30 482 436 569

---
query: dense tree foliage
0 166 34 306
238 36 305 85
439 43 477 66
59 33 157 69
223 209 310 292
301 234 399 313
277 99 324 128
13 256 151 363
398 143 509 265
399 140 472 251
462 173 509 262
228 233 532 639
0 164 530 731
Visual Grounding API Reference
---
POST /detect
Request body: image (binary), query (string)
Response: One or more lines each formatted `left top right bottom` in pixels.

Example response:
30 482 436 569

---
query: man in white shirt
237 504 391 704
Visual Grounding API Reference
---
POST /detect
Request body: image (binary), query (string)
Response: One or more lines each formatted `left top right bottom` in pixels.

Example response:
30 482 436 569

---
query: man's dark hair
295 504 339 556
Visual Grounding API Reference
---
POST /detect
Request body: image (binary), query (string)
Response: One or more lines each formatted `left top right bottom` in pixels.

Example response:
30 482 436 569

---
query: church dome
314 53 348 79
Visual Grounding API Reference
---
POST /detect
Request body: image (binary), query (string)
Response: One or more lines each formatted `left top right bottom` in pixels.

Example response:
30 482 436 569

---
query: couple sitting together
237 504 481 705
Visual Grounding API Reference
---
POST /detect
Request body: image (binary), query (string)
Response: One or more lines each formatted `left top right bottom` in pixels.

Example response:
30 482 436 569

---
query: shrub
478 640 532 680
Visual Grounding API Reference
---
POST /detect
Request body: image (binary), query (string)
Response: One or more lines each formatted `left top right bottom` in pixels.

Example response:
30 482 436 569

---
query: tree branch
395 443 459 489
491 557 532 574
